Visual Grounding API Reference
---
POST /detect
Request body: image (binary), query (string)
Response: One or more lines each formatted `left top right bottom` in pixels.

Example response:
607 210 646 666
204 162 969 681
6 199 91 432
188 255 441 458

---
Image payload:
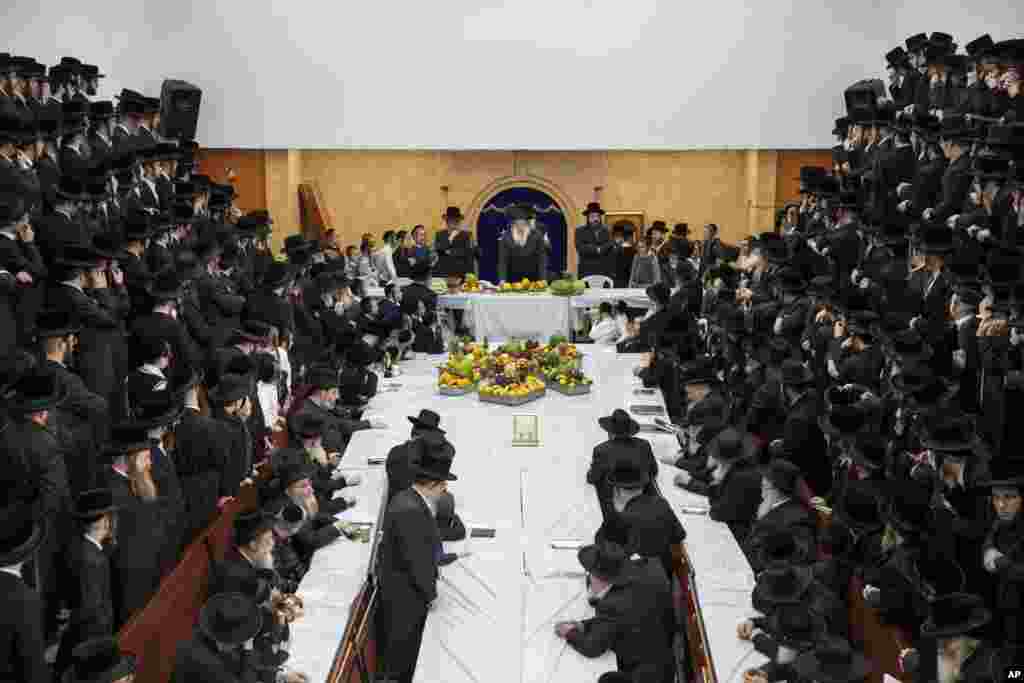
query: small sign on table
512 414 540 446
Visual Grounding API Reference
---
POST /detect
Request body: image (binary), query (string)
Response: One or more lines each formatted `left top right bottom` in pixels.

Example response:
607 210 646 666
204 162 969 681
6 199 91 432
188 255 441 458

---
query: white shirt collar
84 534 104 552
55 208 73 220
955 314 976 329
62 280 85 293
414 487 437 518
0 565 23 579
140 364 166 378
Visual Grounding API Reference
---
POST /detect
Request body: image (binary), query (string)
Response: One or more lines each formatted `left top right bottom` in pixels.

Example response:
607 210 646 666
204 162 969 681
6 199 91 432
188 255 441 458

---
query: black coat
295 398 371 458
587 436 658 521
780 392 831 499
575 223 614 278
376 488 440 680
196 271 246 348
744 499 818 572
983 517 1024 644
0 232 46 344
47 283 124 402
56 536 114 674
566 557 676 683
706 459 762 544
0 572 49 683
386 439 418 504
174 409 231 545
497 230 547 283
172 633 256 683
931 154 973 222
131 312 202 386
433 229 475 277
32 211 88 266
45 359 108 495
597 492 686 579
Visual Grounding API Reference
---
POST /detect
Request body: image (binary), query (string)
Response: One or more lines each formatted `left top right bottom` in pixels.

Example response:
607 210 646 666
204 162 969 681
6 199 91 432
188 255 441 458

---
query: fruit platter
543 362 594 396
497 278 548 294
548 276 587 297
458 273 486 293
436 336 588 404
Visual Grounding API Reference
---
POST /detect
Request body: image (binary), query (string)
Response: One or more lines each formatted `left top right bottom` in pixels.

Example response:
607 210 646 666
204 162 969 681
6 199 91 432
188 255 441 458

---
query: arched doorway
475 187 568 283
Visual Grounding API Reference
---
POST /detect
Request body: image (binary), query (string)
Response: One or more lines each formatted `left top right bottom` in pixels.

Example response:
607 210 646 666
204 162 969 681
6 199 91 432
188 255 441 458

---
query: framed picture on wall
604 211 645 239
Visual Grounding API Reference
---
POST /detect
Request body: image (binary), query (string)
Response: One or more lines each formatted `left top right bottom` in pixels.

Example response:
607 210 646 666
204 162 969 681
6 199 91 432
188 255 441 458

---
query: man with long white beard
277 462 349 563
920 592 995 683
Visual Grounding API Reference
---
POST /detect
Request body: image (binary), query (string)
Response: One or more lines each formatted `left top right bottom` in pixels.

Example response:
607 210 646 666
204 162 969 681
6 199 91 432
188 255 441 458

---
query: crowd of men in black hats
593 30 1024 683
1 51 454 683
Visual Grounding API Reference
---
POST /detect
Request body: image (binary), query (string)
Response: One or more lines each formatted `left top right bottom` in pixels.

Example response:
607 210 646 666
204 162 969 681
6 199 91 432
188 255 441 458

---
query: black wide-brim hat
208 372 253 405
706 428 757 464
598 408 640 436
347 340 382 367
766 606 827 649
261 261 294 290
56 175 93 202
132 391 185 431
70 636 136 683
577 541 627 581
793 639 872 683
582 202 605 216
6 367 69 414
754 565 813 605
199 593 263 646
921 592 992 638
289 412 325 439
884 329 933 362
443 206 464 221
755 526 814 570
233 510 276 547
780 359 815 386
835 480 883 529
72 488 119 521
408 409 445 434
35 308 82 339
920 416 979 453
414 432 458 481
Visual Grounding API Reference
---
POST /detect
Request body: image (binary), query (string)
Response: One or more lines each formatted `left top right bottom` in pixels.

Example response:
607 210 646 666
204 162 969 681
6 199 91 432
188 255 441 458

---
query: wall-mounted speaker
159 79 202 141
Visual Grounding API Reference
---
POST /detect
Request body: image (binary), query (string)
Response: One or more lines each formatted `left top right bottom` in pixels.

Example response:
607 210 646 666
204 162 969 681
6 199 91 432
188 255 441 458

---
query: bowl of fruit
462 274 483 293
478 375 547 406
498 278 548 294
544 365 593 396
437 354 480 396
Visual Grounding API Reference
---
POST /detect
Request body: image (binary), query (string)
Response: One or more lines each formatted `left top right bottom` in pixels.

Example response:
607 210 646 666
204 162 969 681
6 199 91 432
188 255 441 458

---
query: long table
288 347 766 683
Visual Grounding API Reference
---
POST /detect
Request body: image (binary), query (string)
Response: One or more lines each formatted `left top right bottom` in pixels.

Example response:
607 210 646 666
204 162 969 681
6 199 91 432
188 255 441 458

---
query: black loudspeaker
159 79 202 141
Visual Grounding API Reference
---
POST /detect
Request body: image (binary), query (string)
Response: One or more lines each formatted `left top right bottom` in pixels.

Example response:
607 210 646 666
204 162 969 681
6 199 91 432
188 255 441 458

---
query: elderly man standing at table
376 432 458 683
576 202 613 279
555 540 677 683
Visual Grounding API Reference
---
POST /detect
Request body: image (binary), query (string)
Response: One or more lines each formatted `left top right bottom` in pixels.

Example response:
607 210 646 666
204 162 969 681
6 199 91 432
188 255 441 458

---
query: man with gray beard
980 465 1024 646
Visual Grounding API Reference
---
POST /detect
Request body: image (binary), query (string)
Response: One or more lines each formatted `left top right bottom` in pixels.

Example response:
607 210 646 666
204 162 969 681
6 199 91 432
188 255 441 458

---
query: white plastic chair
582 275 614 289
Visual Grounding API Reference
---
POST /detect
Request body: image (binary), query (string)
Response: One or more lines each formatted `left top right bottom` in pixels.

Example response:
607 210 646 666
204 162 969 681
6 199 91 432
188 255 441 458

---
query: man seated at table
595 461 685 580
294 365 384 456
376 433 458 683
587 409 658 522
554 540 677 683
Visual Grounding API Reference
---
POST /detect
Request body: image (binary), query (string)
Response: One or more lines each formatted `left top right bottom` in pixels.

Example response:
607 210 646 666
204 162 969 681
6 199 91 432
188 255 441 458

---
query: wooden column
264 150 303 253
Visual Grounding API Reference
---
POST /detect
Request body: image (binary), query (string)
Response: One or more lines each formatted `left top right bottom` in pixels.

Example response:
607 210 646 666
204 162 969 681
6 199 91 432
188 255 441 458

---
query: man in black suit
55 489 119 677
0 192 46 346
172 593 264 683
131 269 202 387
576 202 613 278
918 117 974 223
120 334 171 419
376 432 456 683
596 461 685 580
295 365 382 457
556 541 676 683
772 360 831 499
587 409 658 522
386 409 445 503
212 510 277 597
909 224 954 377
0 484 50 683
37 309 109 495
744 459 818 570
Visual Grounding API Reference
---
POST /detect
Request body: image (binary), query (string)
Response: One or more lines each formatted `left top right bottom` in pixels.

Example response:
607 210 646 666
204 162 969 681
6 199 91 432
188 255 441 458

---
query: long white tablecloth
288 348 766 683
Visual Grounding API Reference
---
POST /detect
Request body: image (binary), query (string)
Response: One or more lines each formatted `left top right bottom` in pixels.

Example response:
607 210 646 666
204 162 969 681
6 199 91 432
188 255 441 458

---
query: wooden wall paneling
196 149 267 212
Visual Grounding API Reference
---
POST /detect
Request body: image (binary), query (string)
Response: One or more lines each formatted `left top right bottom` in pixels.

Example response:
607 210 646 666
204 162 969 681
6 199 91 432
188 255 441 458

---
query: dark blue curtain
476 187 567 283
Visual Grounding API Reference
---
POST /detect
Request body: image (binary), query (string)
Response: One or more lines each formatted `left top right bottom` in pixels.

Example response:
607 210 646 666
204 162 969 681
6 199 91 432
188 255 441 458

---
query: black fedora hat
885 329 932 362
774 267 807 293
850 435 888 471
72 488 119 521
793 638 872 683
414 431 457 481
443 206 464 221
122 212 154 242
306 365 339 391
754 565 813 605
582 202 605 216
6 366 68 414
680 355 719 386
69 636 136 683
408 409 445 434
685 395 729 428
147 269 184 301
905 33 929 52
890 362 937 395
820 399 867 439
921 592 992 639
885 46 912 68
290 412 325 439
208 372 252 405
706 427 757 464
920 413 979 453
92 233 130 262
780 359 814 386
277 461 315 490
976 458 1024 491
577 540 627 581
132 387 185 431
34 308 81 339
755 526 814 570
762 459 803 497
105 422 153 457
672 222 690 236
233 510 276 547
89 100 115 120
0 350 38 395
835 480 883 530
881 481 933 535
0 485 48 566
598 408 640 437
56 243 105 270
606 461 651 489
199 593 263 646
766 605 827 650
347 340 381 367
261 261 294 290
282 234 315 255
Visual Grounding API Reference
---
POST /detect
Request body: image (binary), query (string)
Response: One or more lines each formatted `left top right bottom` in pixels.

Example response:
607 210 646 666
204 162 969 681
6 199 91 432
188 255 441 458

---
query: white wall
4 0 1017 149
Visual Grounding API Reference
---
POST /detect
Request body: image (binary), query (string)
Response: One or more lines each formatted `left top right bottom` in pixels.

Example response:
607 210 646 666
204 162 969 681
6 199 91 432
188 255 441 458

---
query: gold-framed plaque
512 414 540 447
